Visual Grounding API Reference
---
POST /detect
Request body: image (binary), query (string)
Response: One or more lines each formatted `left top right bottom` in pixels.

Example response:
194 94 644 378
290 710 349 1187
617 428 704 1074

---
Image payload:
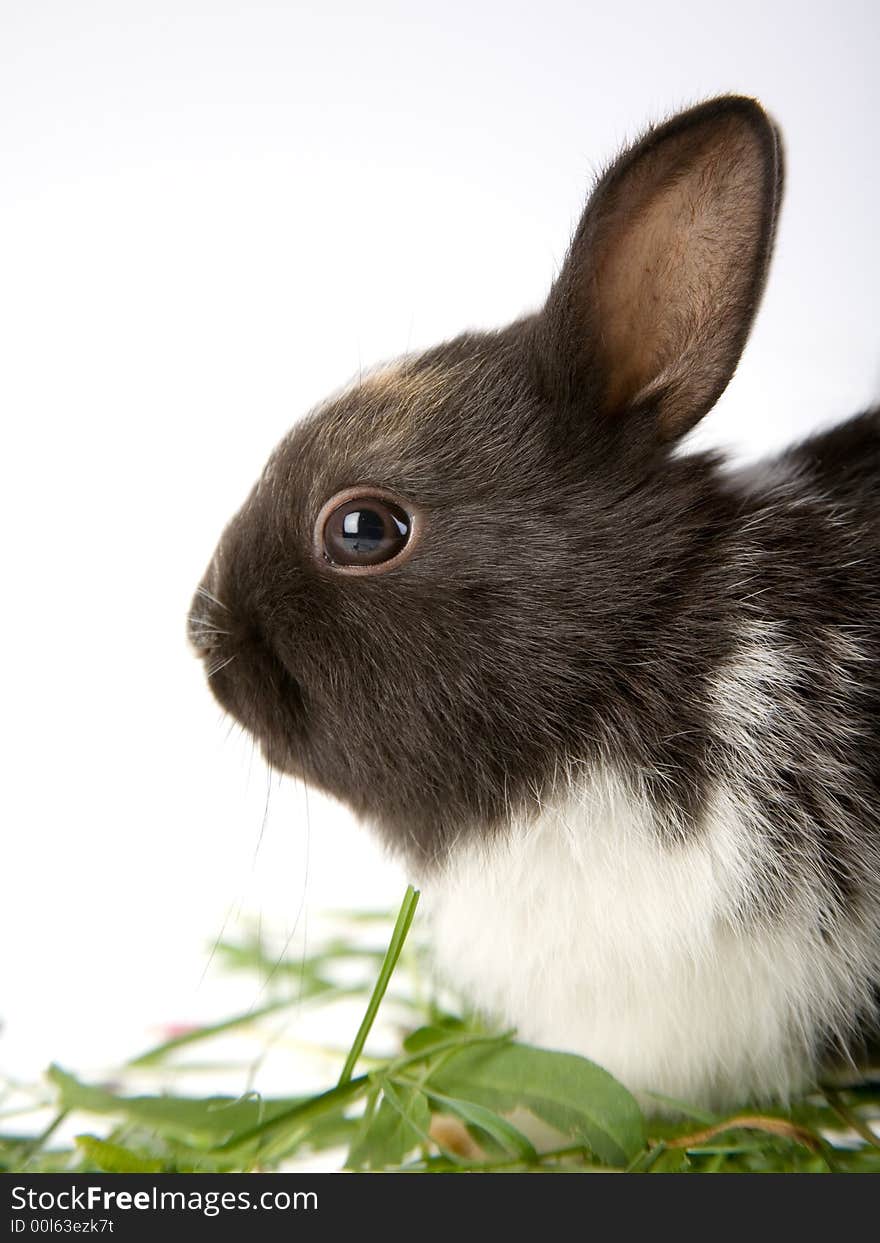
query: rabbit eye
317 490 416 573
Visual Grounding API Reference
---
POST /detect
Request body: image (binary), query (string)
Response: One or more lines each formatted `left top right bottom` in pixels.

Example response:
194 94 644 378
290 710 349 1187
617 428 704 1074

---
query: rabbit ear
539 96 783 439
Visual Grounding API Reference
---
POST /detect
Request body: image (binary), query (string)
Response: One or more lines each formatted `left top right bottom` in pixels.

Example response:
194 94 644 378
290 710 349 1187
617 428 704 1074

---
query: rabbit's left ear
538 96 783 439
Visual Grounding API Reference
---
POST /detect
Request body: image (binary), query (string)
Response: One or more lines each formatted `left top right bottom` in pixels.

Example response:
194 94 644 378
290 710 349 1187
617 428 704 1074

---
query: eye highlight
315 488 418 574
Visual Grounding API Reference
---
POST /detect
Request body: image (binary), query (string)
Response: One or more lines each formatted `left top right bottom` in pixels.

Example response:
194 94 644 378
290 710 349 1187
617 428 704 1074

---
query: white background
1 0 878 1101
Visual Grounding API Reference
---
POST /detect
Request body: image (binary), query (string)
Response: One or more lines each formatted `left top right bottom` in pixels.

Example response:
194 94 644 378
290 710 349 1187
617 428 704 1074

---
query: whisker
248 782 311 1010
252 763 273 866
196 585 230 613
207 653 237 678
187 612 232 636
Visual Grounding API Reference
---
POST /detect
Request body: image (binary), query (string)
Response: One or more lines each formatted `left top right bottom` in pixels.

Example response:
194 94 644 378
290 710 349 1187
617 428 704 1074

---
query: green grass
2 885 879 1173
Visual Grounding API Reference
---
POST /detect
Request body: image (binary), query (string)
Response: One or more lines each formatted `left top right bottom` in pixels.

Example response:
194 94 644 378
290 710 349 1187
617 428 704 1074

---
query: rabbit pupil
343 507 385 552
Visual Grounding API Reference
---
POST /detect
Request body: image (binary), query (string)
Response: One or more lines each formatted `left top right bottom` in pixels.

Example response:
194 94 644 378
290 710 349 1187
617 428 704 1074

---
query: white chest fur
422 768 860 1109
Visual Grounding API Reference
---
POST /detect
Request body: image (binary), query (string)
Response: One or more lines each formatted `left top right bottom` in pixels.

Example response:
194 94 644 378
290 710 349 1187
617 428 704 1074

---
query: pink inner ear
593 114 775 437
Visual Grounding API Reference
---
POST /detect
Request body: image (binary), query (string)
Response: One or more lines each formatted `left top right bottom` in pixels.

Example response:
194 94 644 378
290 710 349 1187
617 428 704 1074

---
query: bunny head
189 96 782 866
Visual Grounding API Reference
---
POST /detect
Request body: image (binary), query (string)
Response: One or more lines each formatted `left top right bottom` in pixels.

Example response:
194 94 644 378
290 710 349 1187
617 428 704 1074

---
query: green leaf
422 1087 538 1161
295 1112 361 1155
346 1082 431 1170
429 1042 645 1166
213 1076 368 1156
402 1021 472 1053
48 1066 303 1146
640 1092 718 1127
75 1135 164 1173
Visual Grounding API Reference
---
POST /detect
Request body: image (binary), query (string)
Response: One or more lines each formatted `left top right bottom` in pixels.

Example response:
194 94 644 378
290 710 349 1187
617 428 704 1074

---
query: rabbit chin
420 763 873 1112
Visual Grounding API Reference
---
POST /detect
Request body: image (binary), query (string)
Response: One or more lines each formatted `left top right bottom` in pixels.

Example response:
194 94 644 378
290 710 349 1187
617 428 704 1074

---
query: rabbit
189 96 880 1110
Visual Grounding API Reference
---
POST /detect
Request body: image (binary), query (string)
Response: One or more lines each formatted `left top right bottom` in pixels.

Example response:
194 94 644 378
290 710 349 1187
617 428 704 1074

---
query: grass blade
337 886 420 1087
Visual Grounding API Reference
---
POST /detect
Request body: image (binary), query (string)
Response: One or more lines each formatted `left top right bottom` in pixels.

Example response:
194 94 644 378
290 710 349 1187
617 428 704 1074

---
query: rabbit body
192 98 880 1107
431 412 880 1106
429 412 880 1107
